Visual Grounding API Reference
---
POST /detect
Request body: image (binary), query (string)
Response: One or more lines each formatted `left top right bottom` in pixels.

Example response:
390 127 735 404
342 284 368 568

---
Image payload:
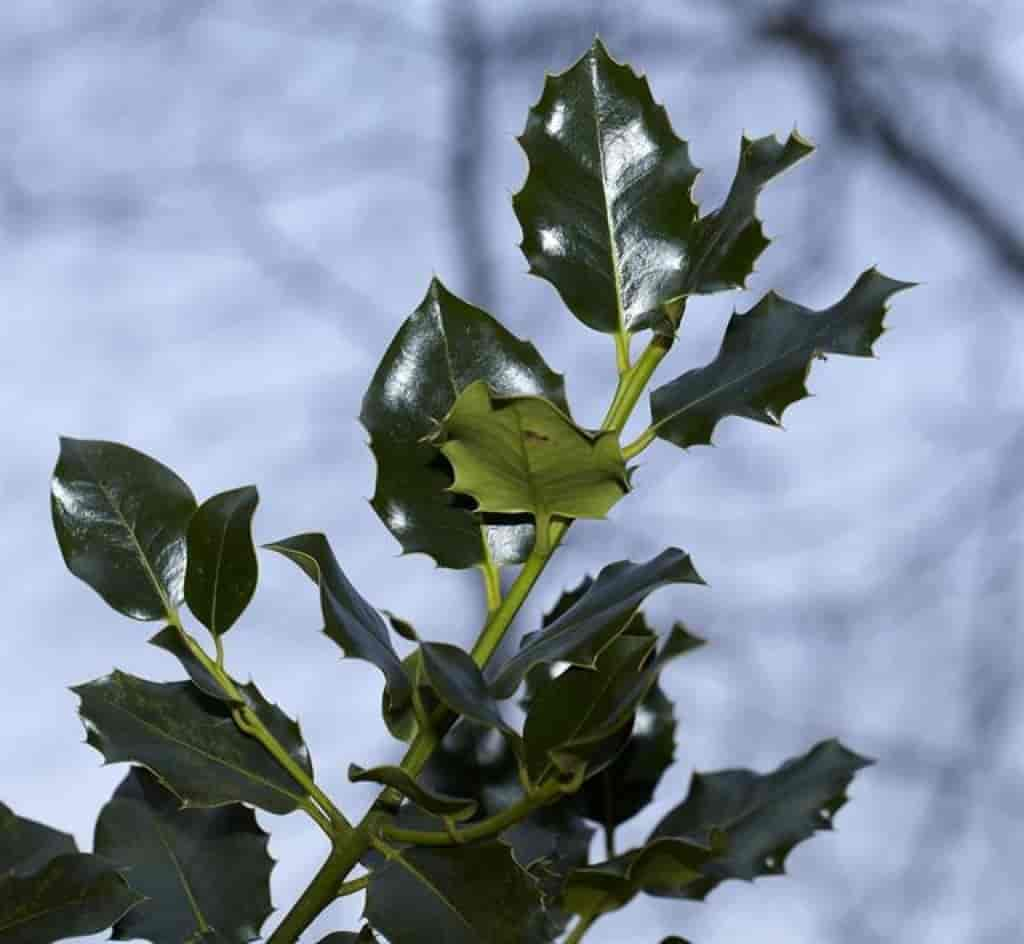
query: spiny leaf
185 486 259 637
50 438 197 620
72 670 311 815
432 381 629 554
360 278 568 569
264 533 411 715
0 803 77 880
491 548 704 699
348 764 477 821
364 841 543 944
94 767 274 944
513 38 701 336
650 268 915 449
0 853 142 944
649 738 873 899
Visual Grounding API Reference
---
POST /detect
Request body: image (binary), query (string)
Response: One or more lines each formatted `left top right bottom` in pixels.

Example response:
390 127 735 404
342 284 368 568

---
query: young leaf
94 767 274 944
419 641 517 739
649 269 915 449
513 38 700 335
185 486 259 637
0 803 77 880
0 853 142 944
360 278 569 569
148 625 233 702
264 533 411 714
348 764 477 821
72 671 312 814
364 841 543 944
648 738 873 898
432 382 629 552
490 548 703 699
50 438 197 620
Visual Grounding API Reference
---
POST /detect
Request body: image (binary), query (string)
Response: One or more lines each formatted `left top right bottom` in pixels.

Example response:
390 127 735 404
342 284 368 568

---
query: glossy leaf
432 382 628 553
513 38 700 335
0 803 77 880
264 533 411 714
185 486 259 637
0 853 142 944
51 438 197 620
491 548 703 698
348 764 477 821
316 930 378 944
360 278 569 569
94 767 273 944
364 841 543 944
649 739 873 898
650 269 915 449
147 625 231 702
72 670 311 814
419 641 516 738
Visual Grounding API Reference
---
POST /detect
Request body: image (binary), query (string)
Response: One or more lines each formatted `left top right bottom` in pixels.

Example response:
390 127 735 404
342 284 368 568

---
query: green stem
565 909 600 944
480 556 502 614
335 875 369 898
621 425 657 460
266 334 674 943
614 329 631 375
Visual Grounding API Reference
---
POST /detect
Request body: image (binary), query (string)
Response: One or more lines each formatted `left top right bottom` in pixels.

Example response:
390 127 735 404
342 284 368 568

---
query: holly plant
3 40 912 944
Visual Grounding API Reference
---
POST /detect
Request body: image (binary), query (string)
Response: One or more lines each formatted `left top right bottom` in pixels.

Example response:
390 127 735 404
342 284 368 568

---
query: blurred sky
3 2 1024 942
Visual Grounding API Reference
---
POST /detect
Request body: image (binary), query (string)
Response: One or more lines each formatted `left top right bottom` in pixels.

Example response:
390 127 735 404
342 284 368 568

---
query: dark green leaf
364 841 543 944
185 486 259 637
649 738 873 898
264 533 411 714
50 438 197 620
147 626 230 702
432 382 628 553
491 548 704 699
419 641 516 738
650 269 915 449
0 802 77 879
360 278 568 569
316 930 378 944
94 767 273 944
513 38 701 335
0 853 142 944
72 670 311 814
348 764 477 821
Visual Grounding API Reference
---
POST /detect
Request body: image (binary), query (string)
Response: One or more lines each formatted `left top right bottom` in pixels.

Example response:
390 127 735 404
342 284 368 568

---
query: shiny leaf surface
650 269 915 448
364 841 543 944
94 767 273 944
360 278 569 569
51 438 197 620
72 671 310 814
348 764 477 821
419 641 516 738
0 853 142 944
185 486 259 637
316 930 378 944
432 382 628 553
514 38 700 335
0 803 77 880
264 533 411 714
491 548 703 698
649 739 873 898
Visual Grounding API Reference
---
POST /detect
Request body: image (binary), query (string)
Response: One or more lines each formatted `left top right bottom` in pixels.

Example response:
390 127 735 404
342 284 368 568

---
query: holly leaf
360 278 568 569
513 38 700 336
491 548 703 699
147 625 231 702
50 438 197 620
649 739 873 898
316 930 378 944
264 533 411 716
649 269 915 449
419 641 517 739
0 803 78 880
432 382 628 554
348 765 477 821
0 852 142 944
185 486 259 637
94 767 273 944
364 841 543 944
72 670 311 815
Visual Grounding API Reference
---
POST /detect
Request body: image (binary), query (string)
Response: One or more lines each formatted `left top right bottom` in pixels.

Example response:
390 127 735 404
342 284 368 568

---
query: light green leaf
432 381 628 554
649 738 873 898
50 438 197 620
360 278 568 569
513 38 700 335
649 269 915 448
94 767 273 944
185 486 259 637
